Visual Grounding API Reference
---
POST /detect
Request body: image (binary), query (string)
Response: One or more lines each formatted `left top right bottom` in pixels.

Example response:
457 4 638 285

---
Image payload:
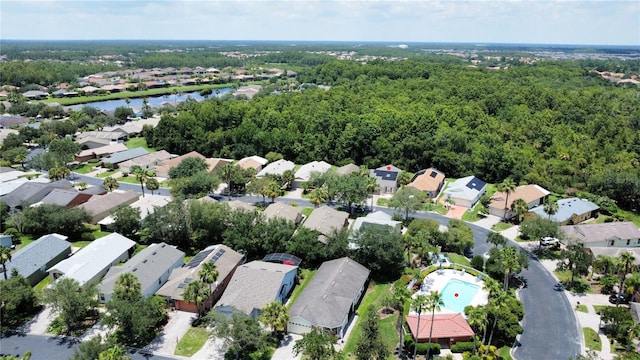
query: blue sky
1 0 639 46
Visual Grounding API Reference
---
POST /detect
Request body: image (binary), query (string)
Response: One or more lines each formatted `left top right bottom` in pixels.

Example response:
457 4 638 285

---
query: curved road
68 175 582 359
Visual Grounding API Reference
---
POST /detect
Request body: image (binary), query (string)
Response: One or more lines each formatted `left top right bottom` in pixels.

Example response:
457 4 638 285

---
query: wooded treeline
150 60 640 211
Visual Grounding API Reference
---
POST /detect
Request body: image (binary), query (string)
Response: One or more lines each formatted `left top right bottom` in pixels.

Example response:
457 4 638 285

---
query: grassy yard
96 169 118 178
71 241 91 249
554 269 592 293
583 327 602 351
72 162 99 174
34 276 51 292
287 269 317 309
86 224 110 239
498 346 513 360
174 327 210 357
343 281 395 358
117 176 141 184
125 137 156 153
15 235 36 252
462 205 485 222
593 305 612 314
301 207 314 217
447 253 471 266
376 198 390 207
576 304 588 313
491 222 513 231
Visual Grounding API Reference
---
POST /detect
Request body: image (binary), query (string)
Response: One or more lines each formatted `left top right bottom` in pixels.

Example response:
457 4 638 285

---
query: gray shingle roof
99 242 184 298
289 257 369 329
37 189 81 207
0 180 74 207
529 198 599 223
215 260 297 316
6 234 71 279
263 202 302 223
561 222 640 244
335 163 360 176
302 205 349 242
101 147 150 164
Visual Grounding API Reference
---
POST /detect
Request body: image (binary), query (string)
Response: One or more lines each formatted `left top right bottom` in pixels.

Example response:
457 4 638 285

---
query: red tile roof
406 313 474 341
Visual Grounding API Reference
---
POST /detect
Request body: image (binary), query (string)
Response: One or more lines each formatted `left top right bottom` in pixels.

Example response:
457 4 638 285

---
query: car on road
540 236 560 246
553 283 565 291
608 293 630 304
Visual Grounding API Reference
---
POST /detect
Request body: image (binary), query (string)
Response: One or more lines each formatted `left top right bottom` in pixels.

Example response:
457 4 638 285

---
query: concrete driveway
143 310 196 356
271 334 302 360
18 305 55 335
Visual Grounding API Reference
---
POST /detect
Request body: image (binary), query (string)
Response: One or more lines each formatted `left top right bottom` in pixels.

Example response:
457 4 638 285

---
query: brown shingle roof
489 184 550 210
408 168 445 193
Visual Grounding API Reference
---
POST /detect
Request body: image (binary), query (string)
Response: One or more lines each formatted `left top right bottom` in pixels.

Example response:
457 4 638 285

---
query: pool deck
410 269 489 316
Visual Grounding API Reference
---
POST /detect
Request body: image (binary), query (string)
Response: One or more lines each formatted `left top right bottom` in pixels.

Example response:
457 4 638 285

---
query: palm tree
500 246 523 291
424 291 445 360
497 178 516 219
199 262 218 293
366 177 379 211
616 251 636 306
259 301 289 335
103 176 119 192
131 166 149 197
0 245 12 280
543 199 558 220
481 278 501 344
309 186 328 207
220 164 235 201
486 287 508 351
391 284 412 354
264 180 281 203
76 181 88 191
593 255 616 276
113 272 142 301
182 280 210 317
510 198 529 223
410 294 429 360
465 305 486 355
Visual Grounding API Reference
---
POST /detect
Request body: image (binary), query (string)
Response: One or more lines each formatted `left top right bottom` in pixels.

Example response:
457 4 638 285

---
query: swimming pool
440 279 480 314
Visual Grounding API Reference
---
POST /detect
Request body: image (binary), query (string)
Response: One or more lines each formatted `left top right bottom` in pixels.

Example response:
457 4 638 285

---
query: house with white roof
214 260 297 318
294 161 332 187
351 211 402 235
560 222 640 248
98 194 170 230
98 242 184 303
256 159 295 178
442 175 487 208
47 232 136 285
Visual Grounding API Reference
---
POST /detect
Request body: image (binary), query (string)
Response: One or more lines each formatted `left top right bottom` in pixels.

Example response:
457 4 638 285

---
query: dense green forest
149 59 640 211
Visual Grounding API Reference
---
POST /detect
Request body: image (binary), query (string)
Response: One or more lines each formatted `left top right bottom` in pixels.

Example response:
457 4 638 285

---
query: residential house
98 242 184 303
371 164 403 194
294 161 332 187
406 313 474 347
227 200 256 212
77 137 113 150
262 253 302 266
262 202 303 225
528 198 599 225
101 147 150 167
256 159 296 178
488 184 550 219
118 150 172 174
77 190 140 223
214 260 298 318
351 211 402 235
156 244 245 313
77 130 128 142
0 115 29 129
33 188 92 207
4 234 71 286
75 143 128 163
0 234 13 248
287 257 370 338
0 128 19 144
154 151 206 178
560 222 640 248
301 205 349 243
0 179 74 209
442 175 487 208
0 167 25 183
235 155 268 172
408 168 446 198
335 163 360 176
22 90 48 100
47 233 136 285
98 194 170 231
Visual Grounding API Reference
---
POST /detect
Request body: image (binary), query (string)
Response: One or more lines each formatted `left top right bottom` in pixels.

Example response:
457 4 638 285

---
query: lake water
66 88 232 112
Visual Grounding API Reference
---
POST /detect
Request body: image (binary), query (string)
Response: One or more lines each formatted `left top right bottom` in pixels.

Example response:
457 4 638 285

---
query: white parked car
540 236 559 246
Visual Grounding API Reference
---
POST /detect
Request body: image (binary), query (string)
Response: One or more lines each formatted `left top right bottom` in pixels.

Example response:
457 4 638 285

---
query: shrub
80 232 95 242
403 336 440 356
450 341 478 353
470 255 485 271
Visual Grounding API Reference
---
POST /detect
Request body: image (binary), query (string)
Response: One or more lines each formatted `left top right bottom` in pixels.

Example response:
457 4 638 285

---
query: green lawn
117 176 141 184
72 162 99 174
498 346 513 360
301 207 314 217
576 304 588 313
34 276 51 292
15 235 36 252
462 205 485 222
593 305 612 314
86 224 109 239
554 270 592 293
287 269 317 309
343 282 395 358
96 169 118 178
71 241 91 248
447 253 471 266
491 222 513 231
174 327 210 357
583 327 602 351
125 137 156 153
376 198 390 207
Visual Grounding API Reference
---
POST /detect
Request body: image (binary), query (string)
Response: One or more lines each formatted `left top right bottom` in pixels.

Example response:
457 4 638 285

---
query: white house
443 176 487 209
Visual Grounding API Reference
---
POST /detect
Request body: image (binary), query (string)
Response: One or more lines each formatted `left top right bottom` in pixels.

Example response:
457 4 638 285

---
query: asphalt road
0 334 178 360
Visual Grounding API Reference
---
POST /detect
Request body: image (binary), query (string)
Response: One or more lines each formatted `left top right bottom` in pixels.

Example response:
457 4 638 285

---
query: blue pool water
440 279 480 313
